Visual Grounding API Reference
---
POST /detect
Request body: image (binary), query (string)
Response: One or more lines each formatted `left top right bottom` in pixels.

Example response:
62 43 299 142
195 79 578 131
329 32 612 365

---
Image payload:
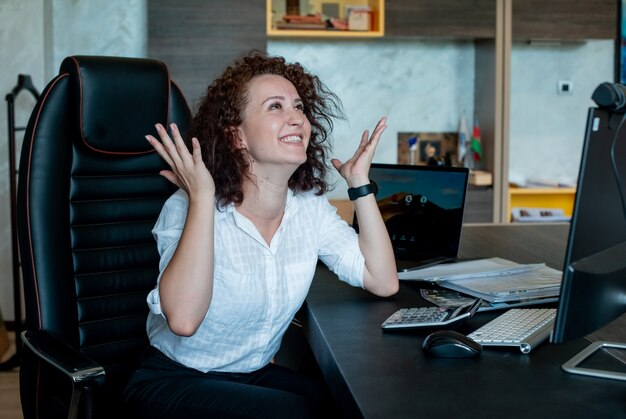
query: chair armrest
21 330 105 385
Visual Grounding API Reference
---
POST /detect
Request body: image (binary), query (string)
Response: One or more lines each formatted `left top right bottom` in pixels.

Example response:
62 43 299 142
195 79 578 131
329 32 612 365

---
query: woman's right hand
149 123 216 336
146 123 215 200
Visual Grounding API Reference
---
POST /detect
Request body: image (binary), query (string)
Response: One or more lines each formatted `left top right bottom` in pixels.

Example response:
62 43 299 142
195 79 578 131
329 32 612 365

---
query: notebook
353 163 469 269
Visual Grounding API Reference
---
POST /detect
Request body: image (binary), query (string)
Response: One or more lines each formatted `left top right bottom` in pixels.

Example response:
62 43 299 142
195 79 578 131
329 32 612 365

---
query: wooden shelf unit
507 187 576 222
263 0 615 223
267 0 384 38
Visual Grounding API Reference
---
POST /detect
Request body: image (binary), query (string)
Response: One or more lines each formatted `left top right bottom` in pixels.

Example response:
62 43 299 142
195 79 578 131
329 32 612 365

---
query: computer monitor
551 84 626 380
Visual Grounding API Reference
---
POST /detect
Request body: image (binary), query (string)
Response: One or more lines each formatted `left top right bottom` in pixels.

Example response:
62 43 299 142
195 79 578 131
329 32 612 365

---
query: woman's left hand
332 117 399 297
331 117 387 187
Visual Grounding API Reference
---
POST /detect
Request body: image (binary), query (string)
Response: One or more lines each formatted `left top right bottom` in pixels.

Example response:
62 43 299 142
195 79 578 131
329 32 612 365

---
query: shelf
267 0 384 38
507 187 576 222
267 29 384 38
509 187 576 196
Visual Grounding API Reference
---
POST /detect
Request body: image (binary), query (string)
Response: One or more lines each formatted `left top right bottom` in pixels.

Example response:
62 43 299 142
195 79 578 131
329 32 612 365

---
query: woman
124 52 398 418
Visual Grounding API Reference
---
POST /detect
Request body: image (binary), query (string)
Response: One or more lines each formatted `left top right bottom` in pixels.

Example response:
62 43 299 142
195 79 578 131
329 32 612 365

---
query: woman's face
236 74 312 174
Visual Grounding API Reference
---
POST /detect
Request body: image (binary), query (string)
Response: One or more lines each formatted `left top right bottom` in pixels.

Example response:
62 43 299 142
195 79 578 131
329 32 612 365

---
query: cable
608 112 626 220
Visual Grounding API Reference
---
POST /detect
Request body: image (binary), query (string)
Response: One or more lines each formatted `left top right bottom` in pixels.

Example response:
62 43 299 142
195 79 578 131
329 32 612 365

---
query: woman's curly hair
189 51 343 208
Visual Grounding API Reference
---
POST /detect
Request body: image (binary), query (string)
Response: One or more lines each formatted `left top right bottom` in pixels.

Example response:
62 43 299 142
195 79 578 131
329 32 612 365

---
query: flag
470 116 482 167
457 112 469 166
408 136 418 165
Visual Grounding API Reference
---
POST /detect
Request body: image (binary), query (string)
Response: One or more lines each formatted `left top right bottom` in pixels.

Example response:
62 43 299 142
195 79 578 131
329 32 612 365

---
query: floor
0 331 23 419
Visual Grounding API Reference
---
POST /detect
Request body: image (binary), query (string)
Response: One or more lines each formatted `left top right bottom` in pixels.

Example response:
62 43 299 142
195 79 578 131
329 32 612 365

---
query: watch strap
348 181 378 201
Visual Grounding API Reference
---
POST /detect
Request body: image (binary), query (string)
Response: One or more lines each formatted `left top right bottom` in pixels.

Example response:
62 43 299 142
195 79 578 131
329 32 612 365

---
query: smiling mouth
280 135 302 143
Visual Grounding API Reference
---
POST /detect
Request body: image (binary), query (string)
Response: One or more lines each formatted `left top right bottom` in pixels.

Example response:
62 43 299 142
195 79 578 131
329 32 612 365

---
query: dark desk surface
304 224 626 418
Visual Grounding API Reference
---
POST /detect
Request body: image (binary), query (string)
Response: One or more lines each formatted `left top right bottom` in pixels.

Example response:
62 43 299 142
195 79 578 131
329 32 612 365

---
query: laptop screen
353 163 469 261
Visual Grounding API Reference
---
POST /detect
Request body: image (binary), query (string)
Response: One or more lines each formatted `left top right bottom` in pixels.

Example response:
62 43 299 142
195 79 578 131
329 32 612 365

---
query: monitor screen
552 106 626 343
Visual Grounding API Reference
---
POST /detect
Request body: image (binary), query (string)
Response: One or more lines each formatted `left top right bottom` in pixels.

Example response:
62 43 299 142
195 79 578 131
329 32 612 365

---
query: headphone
591 82 626 218
592 82 626 111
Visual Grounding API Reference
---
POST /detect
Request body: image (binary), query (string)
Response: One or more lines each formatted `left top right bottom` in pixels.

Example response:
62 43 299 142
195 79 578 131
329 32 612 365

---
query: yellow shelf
508 187 576 221
266 28 384 38
267 0 384 38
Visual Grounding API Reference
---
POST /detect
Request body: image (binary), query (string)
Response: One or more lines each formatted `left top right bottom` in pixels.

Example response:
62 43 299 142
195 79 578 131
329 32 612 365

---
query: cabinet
512 0 616 41
385 0 496 39
267 0 384 38
384 0 615 41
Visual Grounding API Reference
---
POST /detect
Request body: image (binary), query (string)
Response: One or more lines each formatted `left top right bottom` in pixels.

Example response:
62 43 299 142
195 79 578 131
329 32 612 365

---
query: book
275 22 328 30
275 13 328 30
282 14 324 23
525 178 576 188
511 207 571 223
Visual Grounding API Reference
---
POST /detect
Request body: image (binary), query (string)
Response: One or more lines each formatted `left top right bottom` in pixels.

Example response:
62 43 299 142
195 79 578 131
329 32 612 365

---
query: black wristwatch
348 181 378 201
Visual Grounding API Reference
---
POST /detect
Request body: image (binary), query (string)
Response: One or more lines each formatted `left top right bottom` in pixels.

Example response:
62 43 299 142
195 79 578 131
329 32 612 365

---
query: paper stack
399 257 562 303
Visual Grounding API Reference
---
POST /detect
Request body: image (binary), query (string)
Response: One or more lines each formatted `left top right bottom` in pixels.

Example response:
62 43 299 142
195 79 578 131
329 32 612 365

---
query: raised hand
146 123 215 199
331 117 387 187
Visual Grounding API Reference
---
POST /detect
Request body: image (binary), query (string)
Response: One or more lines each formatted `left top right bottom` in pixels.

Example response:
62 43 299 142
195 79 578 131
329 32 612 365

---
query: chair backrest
17 55 191 418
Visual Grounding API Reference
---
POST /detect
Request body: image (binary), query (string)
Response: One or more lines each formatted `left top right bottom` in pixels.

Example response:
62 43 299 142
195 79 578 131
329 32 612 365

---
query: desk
303 224 626 418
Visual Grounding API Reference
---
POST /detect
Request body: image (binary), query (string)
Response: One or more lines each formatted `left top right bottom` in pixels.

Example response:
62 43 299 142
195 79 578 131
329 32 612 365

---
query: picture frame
397 132 458 166
418 137 442 163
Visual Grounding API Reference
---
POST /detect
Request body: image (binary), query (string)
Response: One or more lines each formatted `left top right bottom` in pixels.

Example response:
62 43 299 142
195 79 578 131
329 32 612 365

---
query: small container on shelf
469 170 493 186
347 7 371 31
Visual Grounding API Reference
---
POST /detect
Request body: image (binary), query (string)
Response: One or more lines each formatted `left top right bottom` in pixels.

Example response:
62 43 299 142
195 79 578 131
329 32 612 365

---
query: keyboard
467 308 557 354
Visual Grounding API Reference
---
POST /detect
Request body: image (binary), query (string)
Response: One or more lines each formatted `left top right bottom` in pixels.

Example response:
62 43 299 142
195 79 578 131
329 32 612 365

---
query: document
399 257 562 304
399 257 532 281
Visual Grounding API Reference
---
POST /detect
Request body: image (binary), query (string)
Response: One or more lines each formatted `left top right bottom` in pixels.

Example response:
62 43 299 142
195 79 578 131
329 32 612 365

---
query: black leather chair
17 56 191 419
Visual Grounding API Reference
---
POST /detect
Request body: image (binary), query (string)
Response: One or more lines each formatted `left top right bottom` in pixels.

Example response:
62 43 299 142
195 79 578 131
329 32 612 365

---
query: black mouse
422 330 482 358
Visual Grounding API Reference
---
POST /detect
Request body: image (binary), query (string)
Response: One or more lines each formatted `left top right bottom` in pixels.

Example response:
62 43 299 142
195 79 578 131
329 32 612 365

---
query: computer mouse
422 330 482 358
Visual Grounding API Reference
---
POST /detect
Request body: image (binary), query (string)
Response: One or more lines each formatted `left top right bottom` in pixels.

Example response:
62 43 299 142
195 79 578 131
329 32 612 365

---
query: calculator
381 298 483 330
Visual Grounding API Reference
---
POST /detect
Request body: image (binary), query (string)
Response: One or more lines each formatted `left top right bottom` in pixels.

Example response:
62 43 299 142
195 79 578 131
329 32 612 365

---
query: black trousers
123 346 334 419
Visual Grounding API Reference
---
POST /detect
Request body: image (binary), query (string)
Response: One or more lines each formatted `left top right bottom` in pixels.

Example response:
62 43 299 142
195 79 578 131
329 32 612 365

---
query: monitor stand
562 341 626 381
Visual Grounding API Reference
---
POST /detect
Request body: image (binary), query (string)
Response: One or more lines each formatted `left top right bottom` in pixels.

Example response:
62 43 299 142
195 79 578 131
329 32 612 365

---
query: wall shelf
267 0 384 38
507 187 576 222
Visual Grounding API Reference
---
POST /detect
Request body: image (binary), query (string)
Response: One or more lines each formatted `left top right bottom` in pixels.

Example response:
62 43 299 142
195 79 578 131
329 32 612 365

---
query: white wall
270 39 615 195
509 40 614 186
0 0 146 321
268 39 476 198
45 0 147 79
0 0 45 324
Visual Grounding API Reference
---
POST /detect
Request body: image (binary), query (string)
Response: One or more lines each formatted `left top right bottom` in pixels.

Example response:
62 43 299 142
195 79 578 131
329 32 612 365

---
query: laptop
353 163 469 270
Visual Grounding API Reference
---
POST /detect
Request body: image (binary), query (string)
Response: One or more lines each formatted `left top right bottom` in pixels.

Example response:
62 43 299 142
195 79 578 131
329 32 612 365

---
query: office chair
16 55 191 419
